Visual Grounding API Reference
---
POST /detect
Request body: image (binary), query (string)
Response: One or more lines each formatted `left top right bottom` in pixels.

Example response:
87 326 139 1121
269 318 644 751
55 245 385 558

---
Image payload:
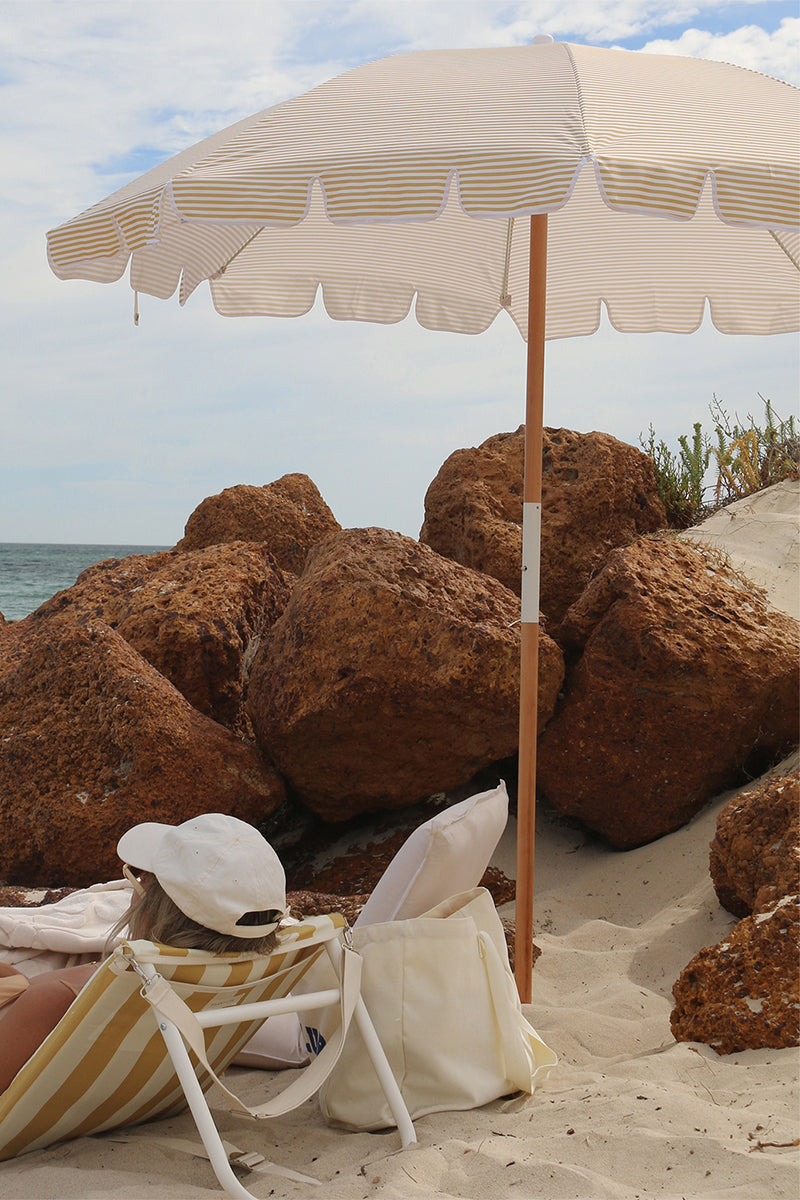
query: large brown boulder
420 426 666 630
670 763 799 1055
537 536 799 848
670 894 800 1054
177 474 341 572
420 429 525 596
0 615 285 885
709 772 799 919
248 528 564 821
34 543 291 738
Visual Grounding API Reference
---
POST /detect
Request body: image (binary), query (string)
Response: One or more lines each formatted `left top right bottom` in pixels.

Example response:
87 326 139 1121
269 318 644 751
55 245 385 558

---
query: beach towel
0 880 131 975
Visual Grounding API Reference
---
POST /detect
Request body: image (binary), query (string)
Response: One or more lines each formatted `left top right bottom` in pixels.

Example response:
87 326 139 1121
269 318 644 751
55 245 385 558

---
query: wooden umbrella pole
514 212 548 1003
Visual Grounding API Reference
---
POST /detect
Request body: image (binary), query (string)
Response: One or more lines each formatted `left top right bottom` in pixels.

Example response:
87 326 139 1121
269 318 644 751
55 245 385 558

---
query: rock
709 772 800 919
282 793 523 966
420 428 524 595
286 891 372 928
669 762 799 1056
670 894 800 1054
32 543 291 737
420 426 666 630
111 547 290 739
248 527 564 821
177 474 341 572
537 536 800 848
0 615 285 886
0 886 74 907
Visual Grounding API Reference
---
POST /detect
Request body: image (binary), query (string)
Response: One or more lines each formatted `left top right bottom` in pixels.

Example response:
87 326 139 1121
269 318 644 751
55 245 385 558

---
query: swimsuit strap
0 974 29 1011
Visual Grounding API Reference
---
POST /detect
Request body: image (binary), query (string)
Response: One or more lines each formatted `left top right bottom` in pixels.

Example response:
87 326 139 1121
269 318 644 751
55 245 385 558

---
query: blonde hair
110 874 280 955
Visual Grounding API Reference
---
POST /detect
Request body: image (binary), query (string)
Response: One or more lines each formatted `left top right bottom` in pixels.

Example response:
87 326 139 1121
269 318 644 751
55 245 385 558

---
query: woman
0 813 288 1093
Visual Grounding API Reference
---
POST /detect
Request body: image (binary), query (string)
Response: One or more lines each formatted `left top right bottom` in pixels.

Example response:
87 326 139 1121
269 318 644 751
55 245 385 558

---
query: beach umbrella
46 40 799 1002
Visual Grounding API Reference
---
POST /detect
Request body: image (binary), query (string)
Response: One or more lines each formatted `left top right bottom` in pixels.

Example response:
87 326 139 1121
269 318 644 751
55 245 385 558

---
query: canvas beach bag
310 887 557 1130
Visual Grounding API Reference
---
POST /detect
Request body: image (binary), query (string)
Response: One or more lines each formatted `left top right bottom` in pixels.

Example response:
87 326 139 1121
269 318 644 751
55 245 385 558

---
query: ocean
0 544 170 621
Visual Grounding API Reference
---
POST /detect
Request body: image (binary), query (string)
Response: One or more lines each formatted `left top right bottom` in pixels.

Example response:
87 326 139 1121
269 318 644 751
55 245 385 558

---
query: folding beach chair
0 913 415 1199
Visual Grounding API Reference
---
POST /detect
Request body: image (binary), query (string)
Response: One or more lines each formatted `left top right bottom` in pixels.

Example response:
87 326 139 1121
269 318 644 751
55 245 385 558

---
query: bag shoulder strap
134 945 362 1119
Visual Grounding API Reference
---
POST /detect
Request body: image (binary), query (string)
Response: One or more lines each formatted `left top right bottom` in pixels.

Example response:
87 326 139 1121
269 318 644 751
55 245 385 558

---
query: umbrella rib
500 218 514 308
563 43 592 159
769 230 800 272
210 228 267 280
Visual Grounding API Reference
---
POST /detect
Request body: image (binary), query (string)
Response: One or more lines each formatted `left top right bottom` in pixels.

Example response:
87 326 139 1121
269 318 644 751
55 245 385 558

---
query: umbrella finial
531 34 555 45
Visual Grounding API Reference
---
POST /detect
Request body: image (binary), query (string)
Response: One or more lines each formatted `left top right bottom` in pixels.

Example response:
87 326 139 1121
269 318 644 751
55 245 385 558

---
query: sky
1 0 798 545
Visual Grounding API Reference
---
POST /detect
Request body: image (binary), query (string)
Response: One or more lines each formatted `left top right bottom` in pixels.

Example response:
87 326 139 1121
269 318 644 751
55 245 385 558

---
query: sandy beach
1 482 797 1199
2 776 797 1200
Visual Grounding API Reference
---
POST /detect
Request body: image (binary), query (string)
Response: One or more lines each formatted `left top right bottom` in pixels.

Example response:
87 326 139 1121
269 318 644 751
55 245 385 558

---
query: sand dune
679 478 799 620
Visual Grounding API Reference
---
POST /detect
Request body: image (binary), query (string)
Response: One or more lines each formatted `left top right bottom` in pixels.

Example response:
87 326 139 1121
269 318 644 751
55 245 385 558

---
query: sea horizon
0 542 170 622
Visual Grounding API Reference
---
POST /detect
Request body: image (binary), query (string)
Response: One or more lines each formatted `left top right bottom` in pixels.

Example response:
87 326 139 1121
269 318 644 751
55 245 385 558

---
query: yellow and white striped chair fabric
0 911 413 1196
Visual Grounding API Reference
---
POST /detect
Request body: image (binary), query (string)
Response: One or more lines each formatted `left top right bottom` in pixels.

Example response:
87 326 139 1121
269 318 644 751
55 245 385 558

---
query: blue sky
1 1 798 544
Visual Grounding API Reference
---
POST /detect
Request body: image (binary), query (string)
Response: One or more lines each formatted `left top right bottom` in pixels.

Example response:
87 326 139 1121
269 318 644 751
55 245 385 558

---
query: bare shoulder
28 962 98 1000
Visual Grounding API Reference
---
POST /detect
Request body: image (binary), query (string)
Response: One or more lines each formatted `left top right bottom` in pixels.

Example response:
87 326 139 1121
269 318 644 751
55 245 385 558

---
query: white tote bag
311 888 557 1130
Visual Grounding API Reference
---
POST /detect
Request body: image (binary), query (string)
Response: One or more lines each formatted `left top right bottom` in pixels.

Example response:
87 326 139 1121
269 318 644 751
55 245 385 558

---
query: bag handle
135 944 362 1118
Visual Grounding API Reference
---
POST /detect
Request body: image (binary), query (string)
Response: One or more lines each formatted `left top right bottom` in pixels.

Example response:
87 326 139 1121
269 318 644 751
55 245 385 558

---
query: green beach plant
642 395 799 529
640 420 711 528
709 394 799 506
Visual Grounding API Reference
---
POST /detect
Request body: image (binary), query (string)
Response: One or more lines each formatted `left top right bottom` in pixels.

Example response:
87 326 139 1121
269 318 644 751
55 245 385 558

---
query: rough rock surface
34 543 291 737
709 772 800 919
420 426 667 630
248 527 564 821
0 615 285 885
0 885 74 907
671 894 800 1054
537 536 800 848
670 762 799 1055
177 474 341 573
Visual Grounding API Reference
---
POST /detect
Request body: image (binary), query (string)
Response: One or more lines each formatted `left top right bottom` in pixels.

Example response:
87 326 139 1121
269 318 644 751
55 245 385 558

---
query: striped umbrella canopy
47 40 800 1002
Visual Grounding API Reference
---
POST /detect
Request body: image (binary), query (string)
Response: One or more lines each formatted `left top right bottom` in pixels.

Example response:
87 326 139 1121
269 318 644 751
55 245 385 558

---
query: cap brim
117 822 172 872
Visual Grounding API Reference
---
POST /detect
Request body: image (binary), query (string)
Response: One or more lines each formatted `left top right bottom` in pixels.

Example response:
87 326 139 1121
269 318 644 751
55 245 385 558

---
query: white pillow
354 781 508 927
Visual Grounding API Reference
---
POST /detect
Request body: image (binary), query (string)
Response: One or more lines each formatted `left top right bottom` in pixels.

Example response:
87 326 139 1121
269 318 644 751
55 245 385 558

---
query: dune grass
641 395 799 528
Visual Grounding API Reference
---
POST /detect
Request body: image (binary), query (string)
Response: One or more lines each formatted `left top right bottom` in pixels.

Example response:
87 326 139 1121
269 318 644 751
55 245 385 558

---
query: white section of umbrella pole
515 214 547 1004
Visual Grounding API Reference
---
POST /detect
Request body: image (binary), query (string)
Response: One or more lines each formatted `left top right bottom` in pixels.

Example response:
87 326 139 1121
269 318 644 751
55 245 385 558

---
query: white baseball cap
117 813 287 938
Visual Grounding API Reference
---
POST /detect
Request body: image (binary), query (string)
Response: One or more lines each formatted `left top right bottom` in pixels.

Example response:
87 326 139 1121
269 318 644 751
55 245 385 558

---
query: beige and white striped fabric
0 915 346 1161
46 42 799 339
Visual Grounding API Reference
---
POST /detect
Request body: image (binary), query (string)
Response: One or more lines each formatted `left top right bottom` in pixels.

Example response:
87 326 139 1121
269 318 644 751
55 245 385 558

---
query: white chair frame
139 934 415 1200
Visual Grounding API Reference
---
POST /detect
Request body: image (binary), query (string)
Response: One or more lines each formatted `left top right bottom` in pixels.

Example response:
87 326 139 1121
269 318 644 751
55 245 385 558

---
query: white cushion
235 781 509 1070
354 781 508 927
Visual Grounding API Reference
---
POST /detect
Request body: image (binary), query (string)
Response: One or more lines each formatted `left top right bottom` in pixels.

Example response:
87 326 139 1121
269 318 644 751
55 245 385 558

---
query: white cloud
1 2 325 212
5 2 795 220
335 1 784 51
0 1 797 546
641 17 800 84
